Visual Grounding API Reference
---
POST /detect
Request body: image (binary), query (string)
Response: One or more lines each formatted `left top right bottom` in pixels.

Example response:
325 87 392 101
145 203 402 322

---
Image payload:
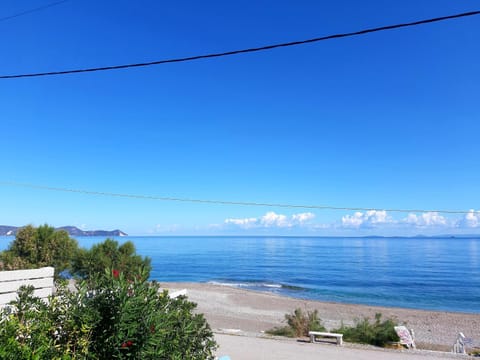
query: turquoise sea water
1 236 479 313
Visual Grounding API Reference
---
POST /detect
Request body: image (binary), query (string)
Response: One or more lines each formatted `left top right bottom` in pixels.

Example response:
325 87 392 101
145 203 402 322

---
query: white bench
0 267 55 308
309 331 343 346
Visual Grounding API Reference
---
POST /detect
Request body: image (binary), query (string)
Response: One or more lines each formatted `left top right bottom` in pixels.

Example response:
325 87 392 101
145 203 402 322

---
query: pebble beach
163 282 480 355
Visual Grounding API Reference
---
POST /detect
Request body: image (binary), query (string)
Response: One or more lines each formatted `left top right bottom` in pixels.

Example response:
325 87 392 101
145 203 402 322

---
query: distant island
0 225 127 237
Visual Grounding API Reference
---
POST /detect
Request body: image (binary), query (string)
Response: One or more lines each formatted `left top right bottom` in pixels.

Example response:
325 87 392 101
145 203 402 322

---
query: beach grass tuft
266 308 326 338
333 313 399 347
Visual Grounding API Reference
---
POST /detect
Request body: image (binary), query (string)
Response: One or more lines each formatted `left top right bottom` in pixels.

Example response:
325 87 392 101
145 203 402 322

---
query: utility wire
1 10 479 79
0 0 70 23
0 181 475 215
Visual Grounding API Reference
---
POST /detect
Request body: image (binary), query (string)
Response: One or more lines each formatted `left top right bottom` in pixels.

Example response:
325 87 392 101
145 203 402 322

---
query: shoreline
203 280 479 316
162 282 480 352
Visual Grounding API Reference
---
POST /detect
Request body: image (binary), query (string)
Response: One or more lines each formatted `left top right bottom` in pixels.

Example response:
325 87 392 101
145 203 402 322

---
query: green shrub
85 267 216 359
0 268 217 360
333 313 399 347
266 326 296 337
72 239 151 280
266 308 326 338
0 226 151 281
0 224 79 276
0 225 215 358
0 283 93 359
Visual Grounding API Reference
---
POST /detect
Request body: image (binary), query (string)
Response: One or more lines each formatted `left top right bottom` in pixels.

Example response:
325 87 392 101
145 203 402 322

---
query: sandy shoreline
162 282 480 352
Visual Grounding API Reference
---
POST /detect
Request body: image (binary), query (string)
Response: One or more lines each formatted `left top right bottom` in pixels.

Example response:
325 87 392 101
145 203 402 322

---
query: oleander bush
266 308 326 337
332 313 399 347
0 226 215 358
85 267 216 359
0 268 217 360
0 283 93 359
72 238 151 279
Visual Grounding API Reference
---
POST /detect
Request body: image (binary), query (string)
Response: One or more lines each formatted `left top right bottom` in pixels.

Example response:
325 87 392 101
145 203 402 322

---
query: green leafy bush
0 225 150 281
0 224 79 276
0 225 215 358
72 239 151 279
0 283 93 359
333 313 399 347
0 268 217 360
85 267 216 359
266 308 326 337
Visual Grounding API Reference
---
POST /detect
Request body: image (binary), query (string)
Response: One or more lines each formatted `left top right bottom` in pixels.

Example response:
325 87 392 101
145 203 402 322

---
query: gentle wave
8 235 477 313
207 280 305 291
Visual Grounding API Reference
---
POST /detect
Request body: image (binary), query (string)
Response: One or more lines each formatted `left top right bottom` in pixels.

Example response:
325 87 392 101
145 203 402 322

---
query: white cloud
224 211 316 229
197 209 480 235
459 209 480 228
224 217 258 229
292 212 315 224
403 212 447 227
260 212 289 227
341 212 364 227
341 210 391 228
404 213 419 225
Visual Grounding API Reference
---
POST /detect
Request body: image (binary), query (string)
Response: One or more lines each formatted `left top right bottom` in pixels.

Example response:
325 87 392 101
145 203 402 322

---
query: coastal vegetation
72 238 151 280
0 268 216 359
0 224 78 276
332 313 400 347
333 313 400 347
266 308 326 337
0 224 150 279
0 225 217 359
0 225 127 237
268 309 400 348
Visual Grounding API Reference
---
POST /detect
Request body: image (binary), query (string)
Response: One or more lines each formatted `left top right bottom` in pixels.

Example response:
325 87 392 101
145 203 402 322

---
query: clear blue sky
1 0 479 236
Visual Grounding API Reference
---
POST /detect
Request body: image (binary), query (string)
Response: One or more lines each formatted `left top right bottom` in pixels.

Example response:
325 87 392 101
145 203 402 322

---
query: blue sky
1 0 479 236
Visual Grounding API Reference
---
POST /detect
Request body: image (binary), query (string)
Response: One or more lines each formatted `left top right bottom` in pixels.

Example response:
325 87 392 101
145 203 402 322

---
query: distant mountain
434 234 480 239
56 226 128 237
0 225 127 237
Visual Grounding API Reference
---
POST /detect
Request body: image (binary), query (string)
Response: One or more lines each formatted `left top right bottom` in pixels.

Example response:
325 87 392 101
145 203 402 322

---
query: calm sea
1 236 479 313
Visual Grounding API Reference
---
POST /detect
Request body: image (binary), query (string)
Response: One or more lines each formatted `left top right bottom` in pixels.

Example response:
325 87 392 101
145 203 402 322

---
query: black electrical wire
0 181 475 215
1 10 478 79
0 0 70 23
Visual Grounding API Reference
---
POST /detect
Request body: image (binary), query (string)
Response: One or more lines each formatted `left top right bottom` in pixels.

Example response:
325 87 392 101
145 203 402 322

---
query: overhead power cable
0 181 475 215
1 10 479 79
0 0 70 23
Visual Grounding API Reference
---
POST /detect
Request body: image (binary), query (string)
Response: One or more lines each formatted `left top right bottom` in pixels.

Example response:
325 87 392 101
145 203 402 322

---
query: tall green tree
72 239 151 279
0 224 79 276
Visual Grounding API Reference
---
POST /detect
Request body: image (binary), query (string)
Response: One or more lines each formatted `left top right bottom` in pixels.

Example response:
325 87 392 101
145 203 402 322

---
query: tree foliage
0 269 217 360
0 224 79 275
85 267 216 359
0 225 215 358
72 238 151 279
0 226 151 281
